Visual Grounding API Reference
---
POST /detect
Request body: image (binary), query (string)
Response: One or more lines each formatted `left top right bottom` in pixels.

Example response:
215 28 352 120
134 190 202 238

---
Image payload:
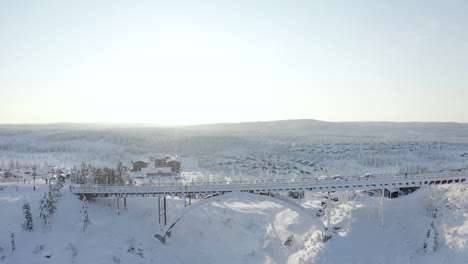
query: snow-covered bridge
70 169 467 243
71 169 467 197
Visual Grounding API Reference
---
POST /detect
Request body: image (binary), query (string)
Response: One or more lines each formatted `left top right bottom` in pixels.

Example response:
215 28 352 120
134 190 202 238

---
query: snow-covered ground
1 122 467 263
0 179 466 264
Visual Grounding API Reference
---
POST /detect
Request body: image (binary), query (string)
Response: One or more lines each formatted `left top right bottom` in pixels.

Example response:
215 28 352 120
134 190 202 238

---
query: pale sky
1 0 467 125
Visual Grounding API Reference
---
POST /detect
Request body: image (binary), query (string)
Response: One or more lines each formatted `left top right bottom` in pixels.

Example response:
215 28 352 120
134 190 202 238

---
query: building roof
141 167 173 174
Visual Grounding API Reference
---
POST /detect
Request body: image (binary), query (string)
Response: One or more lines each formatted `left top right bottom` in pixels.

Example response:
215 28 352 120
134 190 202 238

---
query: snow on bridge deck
71 170 467 197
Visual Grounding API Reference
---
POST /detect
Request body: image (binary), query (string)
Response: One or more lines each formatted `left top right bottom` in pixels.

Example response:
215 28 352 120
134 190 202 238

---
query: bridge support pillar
124 197 127 208
430 185 438 219
158 195 167 227
116 197 120 215
326 192 331 230
379 188 384 228
323 191 333 242
184 194 192 208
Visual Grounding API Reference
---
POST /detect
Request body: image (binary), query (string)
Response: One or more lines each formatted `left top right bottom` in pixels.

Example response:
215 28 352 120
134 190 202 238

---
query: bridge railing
70 170 468 194
75 170 466 187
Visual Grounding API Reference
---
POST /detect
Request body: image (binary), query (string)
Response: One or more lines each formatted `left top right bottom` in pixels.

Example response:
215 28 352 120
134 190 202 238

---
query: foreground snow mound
311 185 468 264
0 183 467 264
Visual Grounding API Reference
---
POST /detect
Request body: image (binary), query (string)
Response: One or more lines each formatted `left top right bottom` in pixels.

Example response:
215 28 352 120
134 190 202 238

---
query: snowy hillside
0 180 466 264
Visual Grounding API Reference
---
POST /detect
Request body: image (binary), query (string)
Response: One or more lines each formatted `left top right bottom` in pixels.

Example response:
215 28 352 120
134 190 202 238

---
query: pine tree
87 165 95 184
47 186 57 216
116 161 126 184
80 162 88 184
82 196 91 232
39 190 57 229
39 193 50 228
423 221 439 254
22 199 34 231
71 165 78 183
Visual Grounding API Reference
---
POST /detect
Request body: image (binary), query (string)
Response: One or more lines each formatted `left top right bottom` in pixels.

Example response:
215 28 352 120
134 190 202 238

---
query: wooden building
166 160 181 173
155 159 167 167
132 161 148 172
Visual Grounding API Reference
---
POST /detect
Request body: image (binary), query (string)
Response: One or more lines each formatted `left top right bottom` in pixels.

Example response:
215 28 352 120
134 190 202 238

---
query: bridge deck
71 170 467 197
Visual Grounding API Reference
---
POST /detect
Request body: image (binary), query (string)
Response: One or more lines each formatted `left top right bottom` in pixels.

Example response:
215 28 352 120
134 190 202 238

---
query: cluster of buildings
131 157 181 183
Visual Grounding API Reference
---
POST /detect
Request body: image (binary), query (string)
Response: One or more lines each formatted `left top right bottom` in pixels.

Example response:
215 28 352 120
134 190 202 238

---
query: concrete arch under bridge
154 191 326 244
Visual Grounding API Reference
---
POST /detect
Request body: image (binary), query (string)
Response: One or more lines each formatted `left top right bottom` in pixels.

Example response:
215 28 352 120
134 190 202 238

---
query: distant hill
183 119 468 140
1 119 468 141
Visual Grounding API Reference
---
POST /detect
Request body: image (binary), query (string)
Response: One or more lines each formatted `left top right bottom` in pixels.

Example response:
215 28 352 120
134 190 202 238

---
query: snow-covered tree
22 199 34 231
10 233 15 253
87 165 95 184
39 193 50 228
47 186 58 216
82 196 91 232
116 161 126 184
70 165 78 183
78 161 88 184
39 186 59 229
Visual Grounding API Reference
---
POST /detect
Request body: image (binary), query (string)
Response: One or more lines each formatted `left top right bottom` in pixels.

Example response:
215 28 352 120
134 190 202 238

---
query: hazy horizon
1 118 468 128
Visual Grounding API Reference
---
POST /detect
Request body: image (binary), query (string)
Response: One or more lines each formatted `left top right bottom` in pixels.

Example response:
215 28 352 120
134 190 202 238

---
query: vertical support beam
158 195 161 226
184 194 192 208
116 197 120 215
158 195 168 227
326 191 331 231
379 188 384 228
429 184 437 218
124 197 127 208
323 191 333 242
164 196 167 226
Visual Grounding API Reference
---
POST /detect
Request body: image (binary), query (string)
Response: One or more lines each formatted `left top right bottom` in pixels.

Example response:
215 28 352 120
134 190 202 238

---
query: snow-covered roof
130 171 145 178
10 169 25 176
141 167 173 174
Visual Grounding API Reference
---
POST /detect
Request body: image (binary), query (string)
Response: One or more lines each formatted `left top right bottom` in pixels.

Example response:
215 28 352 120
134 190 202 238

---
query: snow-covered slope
0 180 466 264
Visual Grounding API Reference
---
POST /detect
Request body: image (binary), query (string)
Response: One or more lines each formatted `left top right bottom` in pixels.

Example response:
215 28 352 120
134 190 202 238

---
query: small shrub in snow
33 244 45 254
223 218 233 228
66 243 78 259
126 239 144 259
284 235 294 247
136 243 144 258
0 246 6 260
126 240 135 254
